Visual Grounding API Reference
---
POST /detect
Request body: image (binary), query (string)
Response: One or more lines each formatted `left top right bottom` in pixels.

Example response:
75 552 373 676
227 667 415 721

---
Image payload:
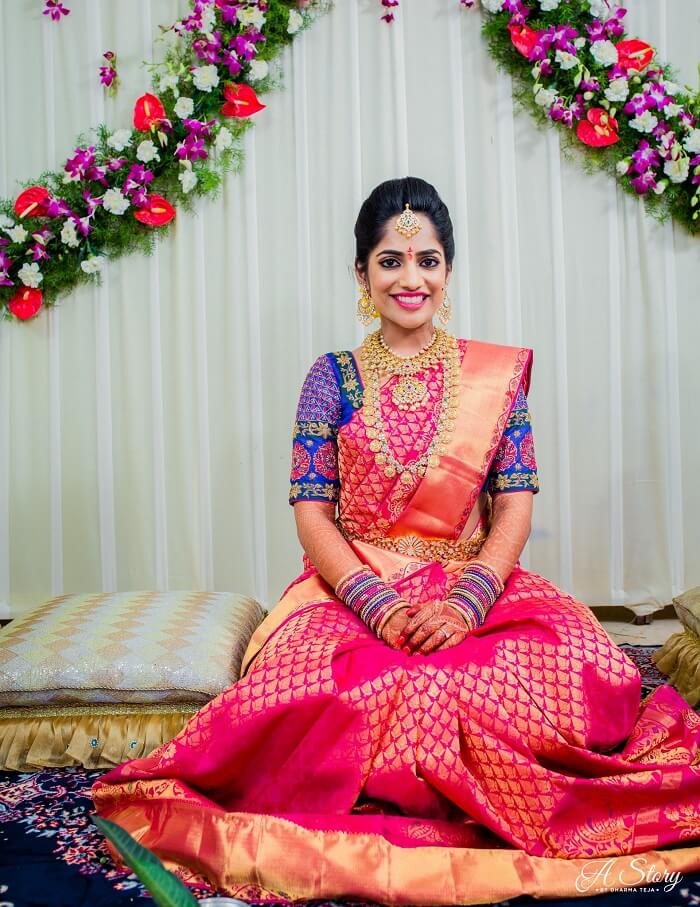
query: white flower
158 73 180 97
663 81 680 97
540 0 560 10
555 50 578 71
664 156 690 184
684 129 700 155
534 87 558 109
665 103 681 119
102 187 130 215
215 125 233 153
287 9 303 33
573 37 586 49
0 214 14 230
591 40 618 67
18 262 42 288
630 111 659 133
60 220 80 248
106 129 132 152
237 6 265 29
653 179 669 195
248 59 269 81
136 139 160 163
179 164 197 194
192 64 220 93
616 159 631 175
8 224 28 243
200 4 216 32
481 0 503 10
588 0 618 21
80 255 107 274
604 78 629 103
174 96 194 119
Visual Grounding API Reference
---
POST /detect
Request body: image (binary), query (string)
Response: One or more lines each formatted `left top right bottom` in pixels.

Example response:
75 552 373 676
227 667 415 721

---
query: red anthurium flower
15 186 51 219
616 39 655 74
508 24 539 59
576 108 620 147
8 287 43 320
133 194 176 227
133 93 166 131
221 82 266 118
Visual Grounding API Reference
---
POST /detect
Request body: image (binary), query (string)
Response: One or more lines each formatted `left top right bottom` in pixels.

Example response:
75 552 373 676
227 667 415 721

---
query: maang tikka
395 203 422 239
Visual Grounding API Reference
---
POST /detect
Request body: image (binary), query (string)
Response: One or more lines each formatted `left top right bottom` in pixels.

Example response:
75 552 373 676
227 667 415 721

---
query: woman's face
356 215 451 332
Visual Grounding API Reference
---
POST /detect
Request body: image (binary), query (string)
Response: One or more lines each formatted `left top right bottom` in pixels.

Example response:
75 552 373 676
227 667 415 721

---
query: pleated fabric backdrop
0 0 698 618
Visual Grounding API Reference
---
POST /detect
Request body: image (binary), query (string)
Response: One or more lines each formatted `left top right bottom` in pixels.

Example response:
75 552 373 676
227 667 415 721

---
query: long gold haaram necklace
359 327 461 484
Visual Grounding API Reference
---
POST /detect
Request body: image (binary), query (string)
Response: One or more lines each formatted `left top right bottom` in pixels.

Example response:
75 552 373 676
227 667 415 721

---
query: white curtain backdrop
1 0 699 618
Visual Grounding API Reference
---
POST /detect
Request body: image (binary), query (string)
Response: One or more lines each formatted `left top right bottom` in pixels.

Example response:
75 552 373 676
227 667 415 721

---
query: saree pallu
92 340 700 905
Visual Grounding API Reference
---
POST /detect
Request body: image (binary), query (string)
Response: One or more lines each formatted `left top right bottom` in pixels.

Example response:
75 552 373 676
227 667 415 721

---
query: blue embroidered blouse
289 351 539 505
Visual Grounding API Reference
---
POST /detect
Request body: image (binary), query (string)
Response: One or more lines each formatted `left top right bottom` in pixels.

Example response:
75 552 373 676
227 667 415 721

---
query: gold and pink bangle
447 560 504 629
335 566 404 638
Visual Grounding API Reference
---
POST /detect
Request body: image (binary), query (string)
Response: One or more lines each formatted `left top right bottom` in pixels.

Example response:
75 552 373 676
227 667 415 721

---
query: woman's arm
473 489 533 585
292 500 364 589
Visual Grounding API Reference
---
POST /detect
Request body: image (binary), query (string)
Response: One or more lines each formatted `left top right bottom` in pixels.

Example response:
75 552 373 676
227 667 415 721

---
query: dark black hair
354 177 455 277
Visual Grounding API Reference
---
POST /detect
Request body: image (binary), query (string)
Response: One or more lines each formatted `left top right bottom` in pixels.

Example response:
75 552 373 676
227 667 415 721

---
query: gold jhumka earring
437 287 452 325
356 282 378 326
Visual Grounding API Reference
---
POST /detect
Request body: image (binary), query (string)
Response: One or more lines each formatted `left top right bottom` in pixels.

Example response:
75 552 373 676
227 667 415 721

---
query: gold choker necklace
359 328 461 483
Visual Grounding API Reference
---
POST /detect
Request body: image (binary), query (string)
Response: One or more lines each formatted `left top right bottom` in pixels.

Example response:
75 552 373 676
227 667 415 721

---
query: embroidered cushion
0 591 266 707
0 591 266 771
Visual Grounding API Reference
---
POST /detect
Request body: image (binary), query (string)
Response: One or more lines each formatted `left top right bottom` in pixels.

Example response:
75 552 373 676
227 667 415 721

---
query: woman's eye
420 257 439 267
379 258 399 267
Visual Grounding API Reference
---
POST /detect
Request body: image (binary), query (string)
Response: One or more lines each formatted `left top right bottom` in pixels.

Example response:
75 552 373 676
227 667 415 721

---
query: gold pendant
400 471 414 485
391 375 427 409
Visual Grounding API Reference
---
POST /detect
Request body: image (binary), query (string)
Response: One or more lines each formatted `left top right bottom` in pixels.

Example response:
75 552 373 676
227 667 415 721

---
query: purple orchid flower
183 118 215 139
175 136 209 162
221 49 242 76
0 248 13 287
624 93 652 117
216 1 242 25
678 111 698 130
631 140 660 174
630 169 657 194
107 157 128 172
123 164 154 197
45 197 72 218
64 146 96 181
643 82 671 111
82 190 103 216
690 156 700 186
30 243 50 263
580 77 601 94
43 0 70 21
230 34 257 61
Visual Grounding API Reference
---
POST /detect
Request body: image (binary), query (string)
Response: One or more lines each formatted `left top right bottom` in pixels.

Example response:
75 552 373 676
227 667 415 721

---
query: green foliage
480 4 700 236
92 815 198 906
0 0 332 320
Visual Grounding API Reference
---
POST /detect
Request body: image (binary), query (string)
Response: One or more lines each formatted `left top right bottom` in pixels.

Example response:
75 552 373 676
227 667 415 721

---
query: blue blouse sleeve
288 354 342 505
487 383 540 495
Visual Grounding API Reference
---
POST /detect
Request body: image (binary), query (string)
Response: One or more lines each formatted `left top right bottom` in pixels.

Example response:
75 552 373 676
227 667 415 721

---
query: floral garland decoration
477 0 700 233
0 0 326 321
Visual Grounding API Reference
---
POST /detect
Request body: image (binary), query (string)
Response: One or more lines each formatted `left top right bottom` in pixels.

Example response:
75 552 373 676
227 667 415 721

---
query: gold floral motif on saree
332 350 363 409
337 523 487 565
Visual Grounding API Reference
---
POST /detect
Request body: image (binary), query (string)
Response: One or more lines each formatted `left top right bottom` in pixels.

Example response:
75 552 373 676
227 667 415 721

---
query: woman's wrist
447 560 504 629
335 565 403 638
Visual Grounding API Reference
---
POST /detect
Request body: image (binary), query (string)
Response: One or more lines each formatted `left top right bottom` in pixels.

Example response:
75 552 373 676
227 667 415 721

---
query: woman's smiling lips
391 292 429 310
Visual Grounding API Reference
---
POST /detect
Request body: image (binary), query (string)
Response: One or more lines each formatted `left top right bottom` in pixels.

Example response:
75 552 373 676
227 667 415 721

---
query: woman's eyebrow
376 248 442 256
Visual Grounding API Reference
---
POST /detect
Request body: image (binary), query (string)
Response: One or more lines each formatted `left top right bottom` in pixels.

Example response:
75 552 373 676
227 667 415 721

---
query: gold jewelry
356 282 378 326
395 203 422 239
378 329 436 408
336 524 488 566
437 287 452 325
359 327 461 483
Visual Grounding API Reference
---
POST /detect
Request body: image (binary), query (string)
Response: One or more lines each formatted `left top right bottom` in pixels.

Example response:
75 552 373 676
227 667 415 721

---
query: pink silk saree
92 339 700 905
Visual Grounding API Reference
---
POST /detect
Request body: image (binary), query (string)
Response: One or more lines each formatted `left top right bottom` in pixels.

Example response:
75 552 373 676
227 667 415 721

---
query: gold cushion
0 591 266 707
673 586 700 638
653 627 700 708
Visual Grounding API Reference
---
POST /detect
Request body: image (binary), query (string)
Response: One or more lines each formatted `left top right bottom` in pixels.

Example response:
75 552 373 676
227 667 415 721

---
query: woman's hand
379 604 412 649
397 600 472 655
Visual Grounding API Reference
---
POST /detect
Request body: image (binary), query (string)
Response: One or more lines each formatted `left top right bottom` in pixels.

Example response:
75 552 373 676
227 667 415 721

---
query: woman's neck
378 320 436 357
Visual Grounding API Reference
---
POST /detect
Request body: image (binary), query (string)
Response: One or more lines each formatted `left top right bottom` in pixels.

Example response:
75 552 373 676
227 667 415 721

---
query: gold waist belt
338 524 487 564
